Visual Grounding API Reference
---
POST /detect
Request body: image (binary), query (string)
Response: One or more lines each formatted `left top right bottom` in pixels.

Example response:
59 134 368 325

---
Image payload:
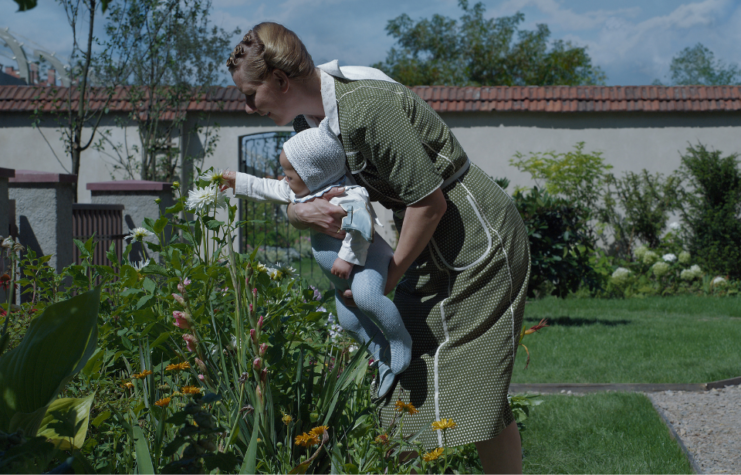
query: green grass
512 295 741 383
522 392 693 474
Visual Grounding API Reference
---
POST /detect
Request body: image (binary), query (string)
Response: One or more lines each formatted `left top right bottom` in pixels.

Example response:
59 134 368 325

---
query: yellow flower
394 400 418 415
154 397 171 407
166 362 191 371
432 418 456 431
181 385 201 395
309 425 328 437
422 447 444 462
255 263 268 273
121 381 134 389
132 370 153 379
294 432 319 447
282 414 293 425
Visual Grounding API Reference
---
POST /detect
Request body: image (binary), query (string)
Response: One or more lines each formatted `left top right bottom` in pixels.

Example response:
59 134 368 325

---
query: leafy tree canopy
664 43 740 86
372 0 606 87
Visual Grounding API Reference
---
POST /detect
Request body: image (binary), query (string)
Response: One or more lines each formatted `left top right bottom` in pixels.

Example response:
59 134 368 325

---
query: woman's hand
288 188 348 238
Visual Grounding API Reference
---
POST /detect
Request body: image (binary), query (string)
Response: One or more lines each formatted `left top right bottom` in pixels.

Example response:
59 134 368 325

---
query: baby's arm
233 171 292 204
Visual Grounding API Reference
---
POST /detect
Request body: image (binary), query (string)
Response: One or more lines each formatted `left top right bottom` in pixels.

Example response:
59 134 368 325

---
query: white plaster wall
444 111 741 192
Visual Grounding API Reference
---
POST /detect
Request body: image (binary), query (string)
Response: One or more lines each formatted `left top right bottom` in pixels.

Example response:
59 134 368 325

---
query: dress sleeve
350 98 443 205
234 172 292 204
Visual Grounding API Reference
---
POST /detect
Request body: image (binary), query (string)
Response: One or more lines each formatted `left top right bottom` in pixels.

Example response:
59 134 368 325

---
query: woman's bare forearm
385 188 447 293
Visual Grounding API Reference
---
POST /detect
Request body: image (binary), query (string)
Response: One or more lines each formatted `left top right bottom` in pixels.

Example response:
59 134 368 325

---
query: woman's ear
273 69 290 93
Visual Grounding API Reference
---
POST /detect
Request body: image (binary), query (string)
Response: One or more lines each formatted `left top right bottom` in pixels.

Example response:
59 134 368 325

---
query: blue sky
2 0 740 85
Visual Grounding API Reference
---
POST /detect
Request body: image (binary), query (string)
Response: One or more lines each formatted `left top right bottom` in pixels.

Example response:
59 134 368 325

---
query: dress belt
442 158 470 189
394 158 470 219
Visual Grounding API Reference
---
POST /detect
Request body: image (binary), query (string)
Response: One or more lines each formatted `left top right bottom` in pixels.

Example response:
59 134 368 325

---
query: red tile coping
9 169 76 183
0 167 15 178
87 180 173 191
2 85 741 114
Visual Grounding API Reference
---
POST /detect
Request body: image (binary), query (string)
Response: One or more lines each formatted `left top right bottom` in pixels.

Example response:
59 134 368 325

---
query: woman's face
232 69 295 126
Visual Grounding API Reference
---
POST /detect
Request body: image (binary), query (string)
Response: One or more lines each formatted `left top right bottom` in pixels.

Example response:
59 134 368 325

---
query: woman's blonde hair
226 22 314 82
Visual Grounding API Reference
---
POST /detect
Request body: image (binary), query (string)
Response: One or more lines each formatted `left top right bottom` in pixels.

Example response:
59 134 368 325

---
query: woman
223 22 530 473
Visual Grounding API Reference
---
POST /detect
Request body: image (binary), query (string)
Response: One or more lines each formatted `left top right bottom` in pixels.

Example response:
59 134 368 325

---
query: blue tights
311 232 412 376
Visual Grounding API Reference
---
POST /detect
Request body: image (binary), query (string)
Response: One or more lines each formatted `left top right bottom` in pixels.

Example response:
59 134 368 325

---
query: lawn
521 393 693 474
512 295 741 384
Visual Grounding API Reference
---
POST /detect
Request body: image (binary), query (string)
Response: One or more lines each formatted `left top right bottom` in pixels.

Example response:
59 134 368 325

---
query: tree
372 0 606 87
97 0 236 182
662 43 740 86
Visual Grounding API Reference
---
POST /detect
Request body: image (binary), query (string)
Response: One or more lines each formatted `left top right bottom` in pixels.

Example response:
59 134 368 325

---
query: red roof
1 85 740 114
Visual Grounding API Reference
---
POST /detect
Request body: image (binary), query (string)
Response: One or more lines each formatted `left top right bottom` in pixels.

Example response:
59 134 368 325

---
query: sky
2 0 741 86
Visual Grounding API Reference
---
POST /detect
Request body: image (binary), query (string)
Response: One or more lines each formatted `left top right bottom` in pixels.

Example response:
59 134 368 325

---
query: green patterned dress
303 77 531 450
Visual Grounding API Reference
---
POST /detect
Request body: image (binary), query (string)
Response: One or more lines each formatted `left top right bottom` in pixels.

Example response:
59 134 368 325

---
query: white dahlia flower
186 184 228 213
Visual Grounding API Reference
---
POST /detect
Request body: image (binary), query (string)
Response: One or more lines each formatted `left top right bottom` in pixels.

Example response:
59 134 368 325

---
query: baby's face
279 151 310 197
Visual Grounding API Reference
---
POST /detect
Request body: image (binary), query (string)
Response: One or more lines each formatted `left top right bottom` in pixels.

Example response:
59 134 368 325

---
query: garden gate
238 132 326 286
72 204 125 266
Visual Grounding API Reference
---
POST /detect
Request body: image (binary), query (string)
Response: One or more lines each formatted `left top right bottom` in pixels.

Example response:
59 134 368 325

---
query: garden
1 141 740 473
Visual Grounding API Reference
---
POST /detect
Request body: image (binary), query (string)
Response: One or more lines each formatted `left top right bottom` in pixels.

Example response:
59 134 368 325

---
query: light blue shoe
376 361 397 399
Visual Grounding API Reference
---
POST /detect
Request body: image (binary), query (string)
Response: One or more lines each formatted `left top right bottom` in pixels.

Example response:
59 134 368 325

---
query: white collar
304 60 398 136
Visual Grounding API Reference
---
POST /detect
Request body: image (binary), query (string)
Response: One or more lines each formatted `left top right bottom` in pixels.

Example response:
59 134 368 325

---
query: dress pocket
429 189 493 271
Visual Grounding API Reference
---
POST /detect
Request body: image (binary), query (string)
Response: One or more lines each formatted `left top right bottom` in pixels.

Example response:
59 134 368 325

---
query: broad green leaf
240 412 259 474
0 288 100 435
91 410 111 428
37 394 95 450
133 425 155 474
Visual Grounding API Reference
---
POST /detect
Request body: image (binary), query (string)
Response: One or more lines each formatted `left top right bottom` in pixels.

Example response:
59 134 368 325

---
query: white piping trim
338 85 405 101
459 180 518 361
422 142 455 167
429 193 493 271
429 248 452 448
407 179 445 205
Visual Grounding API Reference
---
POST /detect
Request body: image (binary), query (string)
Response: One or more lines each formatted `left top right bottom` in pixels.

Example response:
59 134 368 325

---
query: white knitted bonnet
283 118 347 193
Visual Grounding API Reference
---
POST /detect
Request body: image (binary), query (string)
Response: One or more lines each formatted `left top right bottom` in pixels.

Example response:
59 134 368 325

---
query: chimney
5 66 18 77
29 63 38 84
47 68 56 86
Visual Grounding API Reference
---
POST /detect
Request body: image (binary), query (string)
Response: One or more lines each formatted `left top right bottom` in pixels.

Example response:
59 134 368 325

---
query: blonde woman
222 22 531 474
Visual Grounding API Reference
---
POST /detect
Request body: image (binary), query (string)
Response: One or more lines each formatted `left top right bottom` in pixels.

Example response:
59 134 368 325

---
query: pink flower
182 334 198 352
249 303 253 313
253 357 262 371
260 368 268 383
250 329 257 343
259 343 267 356
252 288 257 297
172 293 186 306
257 315 264 329
198 374 205 381
256 385 263 404
177 277 191 293
172 311 192 329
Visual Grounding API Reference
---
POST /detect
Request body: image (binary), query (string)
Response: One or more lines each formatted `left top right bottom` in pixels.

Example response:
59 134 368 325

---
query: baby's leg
350 238 412 375
334 290 390 363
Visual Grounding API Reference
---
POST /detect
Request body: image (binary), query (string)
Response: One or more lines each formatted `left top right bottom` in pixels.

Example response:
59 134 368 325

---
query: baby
228 118 411 398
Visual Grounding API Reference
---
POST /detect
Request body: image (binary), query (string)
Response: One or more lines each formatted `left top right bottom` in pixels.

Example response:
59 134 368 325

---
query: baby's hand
331 258 354 280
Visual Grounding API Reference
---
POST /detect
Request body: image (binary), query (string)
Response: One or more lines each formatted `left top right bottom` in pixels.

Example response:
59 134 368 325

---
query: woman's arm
384 188 447 294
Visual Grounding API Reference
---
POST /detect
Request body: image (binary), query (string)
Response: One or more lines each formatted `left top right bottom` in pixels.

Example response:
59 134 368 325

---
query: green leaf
133 425 155 474
204 453 239 472
153 216 168 235
142 277 157 295
162 436 187 457
13 0 37 13
165 202 184 214
91 410 111 428
36 394 95 450
81 348 105 379
0 288 100 435
239 412 259 474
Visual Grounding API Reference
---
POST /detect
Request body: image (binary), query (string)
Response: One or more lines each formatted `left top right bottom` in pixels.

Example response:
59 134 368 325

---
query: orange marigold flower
121 381 134 389
282 414 292 425
431 418 456 431
154 397 171 407
422 447 444 462
132 370 153 379
294 433 311 447
395 400 418 415
374 434 389 444
309 425 328 437
181 385 201 395
166 362 191 371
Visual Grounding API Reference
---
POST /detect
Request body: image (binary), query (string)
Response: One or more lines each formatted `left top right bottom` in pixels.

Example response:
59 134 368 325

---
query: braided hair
226 23 314 82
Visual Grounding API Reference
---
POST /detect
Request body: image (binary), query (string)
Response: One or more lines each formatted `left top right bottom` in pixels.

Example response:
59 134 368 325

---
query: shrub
601 170 681 257
510 142 613 242
678 143 741 279
513 187 602 298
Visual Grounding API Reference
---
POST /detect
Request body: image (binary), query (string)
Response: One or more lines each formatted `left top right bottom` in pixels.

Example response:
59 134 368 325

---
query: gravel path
648 384 741 474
